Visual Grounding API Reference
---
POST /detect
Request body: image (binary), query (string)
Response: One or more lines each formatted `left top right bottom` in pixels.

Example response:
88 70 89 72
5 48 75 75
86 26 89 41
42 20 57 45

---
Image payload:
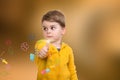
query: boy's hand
38 42 49 59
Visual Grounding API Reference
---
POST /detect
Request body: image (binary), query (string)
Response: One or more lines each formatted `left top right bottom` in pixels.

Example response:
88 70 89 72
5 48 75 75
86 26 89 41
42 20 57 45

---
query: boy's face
42 20 65 42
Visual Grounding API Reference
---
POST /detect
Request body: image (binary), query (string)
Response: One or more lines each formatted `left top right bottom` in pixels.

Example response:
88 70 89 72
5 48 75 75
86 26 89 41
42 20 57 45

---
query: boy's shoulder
62 42 73 51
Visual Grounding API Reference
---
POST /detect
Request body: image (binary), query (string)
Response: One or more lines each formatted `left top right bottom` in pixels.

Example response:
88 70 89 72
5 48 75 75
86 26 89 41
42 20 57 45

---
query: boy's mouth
46 36 53 38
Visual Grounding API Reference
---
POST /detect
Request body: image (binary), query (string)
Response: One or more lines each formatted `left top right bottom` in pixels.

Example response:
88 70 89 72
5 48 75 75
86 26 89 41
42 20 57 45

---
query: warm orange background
0 0 120 80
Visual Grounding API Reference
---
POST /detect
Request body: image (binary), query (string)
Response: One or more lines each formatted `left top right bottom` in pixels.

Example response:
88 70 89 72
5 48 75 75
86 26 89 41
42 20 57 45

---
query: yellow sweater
35 40 78 80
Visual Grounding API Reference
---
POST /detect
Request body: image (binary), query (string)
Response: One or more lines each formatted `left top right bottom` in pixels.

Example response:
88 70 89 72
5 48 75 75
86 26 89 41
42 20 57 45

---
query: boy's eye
51 26 56 30
43 27 48 31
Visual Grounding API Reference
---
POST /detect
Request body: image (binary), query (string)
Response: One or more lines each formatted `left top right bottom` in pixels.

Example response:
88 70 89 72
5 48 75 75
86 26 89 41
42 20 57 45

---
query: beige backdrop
0 0 120 80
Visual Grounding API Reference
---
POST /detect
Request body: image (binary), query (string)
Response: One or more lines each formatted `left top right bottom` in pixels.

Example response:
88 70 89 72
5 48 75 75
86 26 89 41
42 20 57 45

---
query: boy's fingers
44 47 49 52
38 54 42 58
41 48 48 55
38 53 45 59
38 49 47 58
39 50 45 56
37 40 50 59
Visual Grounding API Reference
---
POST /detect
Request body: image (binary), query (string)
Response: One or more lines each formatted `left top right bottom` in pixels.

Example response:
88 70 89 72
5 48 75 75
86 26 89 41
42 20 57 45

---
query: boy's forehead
42 20 59 27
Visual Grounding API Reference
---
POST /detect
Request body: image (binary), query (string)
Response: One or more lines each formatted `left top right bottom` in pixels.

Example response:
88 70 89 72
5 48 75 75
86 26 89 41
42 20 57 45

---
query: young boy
35 10 78 80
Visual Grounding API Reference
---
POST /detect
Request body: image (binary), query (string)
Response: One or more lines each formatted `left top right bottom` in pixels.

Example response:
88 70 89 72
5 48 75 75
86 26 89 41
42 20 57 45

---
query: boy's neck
51 39 62 48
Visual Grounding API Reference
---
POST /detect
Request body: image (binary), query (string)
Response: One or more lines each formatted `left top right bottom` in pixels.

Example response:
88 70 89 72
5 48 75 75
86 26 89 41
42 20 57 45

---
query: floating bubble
41 70 46 74
46 68 50 73
5 39 12 46
28 34 35 41
30 53 35 61
41 68 50 74
5 64 11 70
20 42 29 52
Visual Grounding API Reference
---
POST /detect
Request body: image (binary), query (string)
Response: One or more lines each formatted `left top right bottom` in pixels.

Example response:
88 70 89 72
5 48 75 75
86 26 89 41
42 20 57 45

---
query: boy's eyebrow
42 24 56 28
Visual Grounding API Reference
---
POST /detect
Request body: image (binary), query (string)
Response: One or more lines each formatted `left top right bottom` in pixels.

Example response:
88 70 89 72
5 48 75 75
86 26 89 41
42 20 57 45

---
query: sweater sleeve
68 48 78 80
34 40 47 66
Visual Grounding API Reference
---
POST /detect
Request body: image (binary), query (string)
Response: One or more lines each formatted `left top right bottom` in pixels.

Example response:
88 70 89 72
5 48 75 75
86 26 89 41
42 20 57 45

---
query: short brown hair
42 10 65 28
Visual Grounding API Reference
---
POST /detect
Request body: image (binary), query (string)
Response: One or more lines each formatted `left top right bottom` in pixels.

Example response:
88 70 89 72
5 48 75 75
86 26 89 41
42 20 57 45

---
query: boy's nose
46 28 52 34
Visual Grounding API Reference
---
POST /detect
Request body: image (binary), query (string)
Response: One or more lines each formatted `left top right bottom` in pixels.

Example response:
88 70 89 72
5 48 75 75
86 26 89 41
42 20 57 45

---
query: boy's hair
42 10 65 28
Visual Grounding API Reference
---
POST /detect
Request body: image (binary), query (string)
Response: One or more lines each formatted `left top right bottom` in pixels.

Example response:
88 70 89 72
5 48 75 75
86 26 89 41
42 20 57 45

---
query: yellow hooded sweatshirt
35 40 78 80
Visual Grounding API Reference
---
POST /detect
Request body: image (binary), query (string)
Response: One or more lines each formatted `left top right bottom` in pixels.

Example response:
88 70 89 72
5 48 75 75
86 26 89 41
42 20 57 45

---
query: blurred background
0 0 120 80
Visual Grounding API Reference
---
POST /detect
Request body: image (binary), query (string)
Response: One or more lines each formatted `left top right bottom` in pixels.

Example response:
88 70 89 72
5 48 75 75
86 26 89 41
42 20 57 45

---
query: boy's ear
62 27 66 35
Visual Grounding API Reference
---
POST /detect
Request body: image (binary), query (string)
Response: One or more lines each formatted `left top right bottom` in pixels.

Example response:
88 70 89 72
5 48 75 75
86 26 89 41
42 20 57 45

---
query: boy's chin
45 38 55 43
